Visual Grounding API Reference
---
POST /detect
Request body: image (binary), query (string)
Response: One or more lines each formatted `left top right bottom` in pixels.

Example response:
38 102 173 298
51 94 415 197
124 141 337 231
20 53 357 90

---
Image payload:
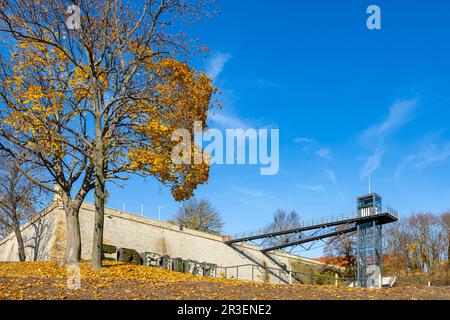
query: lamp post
158 206 166 221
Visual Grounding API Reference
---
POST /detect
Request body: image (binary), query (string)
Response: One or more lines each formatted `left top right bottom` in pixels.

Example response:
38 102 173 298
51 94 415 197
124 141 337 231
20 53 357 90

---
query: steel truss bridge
225 193 399 287
226 207 398 254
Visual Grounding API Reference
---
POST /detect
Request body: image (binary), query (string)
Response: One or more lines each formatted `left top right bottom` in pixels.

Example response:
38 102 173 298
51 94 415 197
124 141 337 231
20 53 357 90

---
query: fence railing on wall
215 263 358 287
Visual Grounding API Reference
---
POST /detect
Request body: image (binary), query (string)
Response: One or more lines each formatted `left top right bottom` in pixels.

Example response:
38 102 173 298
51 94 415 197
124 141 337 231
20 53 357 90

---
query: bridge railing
215 263 364 287
230 211 356 240
230 205 398 241
385 205 399 218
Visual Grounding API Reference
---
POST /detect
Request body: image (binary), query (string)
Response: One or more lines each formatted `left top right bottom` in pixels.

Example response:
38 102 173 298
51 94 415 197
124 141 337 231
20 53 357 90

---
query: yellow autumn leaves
3 40 72 158
2 261 448 300
126 57 215 201
0 261 237 284
3 29 217 203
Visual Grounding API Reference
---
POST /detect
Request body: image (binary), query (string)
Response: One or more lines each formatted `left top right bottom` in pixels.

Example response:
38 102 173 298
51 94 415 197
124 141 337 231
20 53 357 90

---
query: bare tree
265 209 300 247
175 198 224 234
384 222 407 273
324 229 357 277
0 156 48 261
384 212 448 275
408 213 445 272
0 223 7 239
384 220 417 273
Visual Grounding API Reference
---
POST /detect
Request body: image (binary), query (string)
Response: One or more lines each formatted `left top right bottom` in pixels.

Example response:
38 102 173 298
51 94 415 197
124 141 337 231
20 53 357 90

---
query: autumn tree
264 209 300 247
0 0 217 269
0 155 48 261
0 33 96 265
175 198 224 234
62 0 216 270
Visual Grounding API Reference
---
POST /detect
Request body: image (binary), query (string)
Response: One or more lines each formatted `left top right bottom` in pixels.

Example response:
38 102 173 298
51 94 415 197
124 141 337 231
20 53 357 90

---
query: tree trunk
91 110 106 270
447 231 450 268
91 177 105 270
61 194 82 266
13 222 26 262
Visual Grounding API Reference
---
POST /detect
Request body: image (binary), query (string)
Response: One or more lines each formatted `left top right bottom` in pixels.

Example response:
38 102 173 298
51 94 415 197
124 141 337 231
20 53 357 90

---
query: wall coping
83 202 331 268
1 201 336 269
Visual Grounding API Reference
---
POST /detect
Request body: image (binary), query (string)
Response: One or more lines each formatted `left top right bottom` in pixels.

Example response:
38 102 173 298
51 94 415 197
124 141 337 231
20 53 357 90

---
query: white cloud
296 184 325 192
257 78 279 88
361 147 385 179
360 98 419 179
209 112 249 129
205 52 232 81
207 86 253 130
235 188 263 198
325 169 338 185
317 148 331 160
396 142 450 177
294 137 314 144
363 98 419 140
294 137 332 160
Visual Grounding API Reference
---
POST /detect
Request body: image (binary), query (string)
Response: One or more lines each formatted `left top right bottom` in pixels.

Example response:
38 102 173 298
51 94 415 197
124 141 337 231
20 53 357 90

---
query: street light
158 206 166 221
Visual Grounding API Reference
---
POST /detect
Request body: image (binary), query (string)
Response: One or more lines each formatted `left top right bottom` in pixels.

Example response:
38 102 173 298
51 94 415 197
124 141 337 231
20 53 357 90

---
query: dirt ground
0 261 449 300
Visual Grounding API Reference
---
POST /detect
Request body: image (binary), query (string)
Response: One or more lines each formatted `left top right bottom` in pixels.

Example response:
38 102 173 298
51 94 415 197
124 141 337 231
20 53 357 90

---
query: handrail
216 263 373 284
230 205 398 241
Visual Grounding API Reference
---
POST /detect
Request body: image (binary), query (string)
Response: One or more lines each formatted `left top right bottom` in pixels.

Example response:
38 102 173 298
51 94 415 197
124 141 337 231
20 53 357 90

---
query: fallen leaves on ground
0 261 449 300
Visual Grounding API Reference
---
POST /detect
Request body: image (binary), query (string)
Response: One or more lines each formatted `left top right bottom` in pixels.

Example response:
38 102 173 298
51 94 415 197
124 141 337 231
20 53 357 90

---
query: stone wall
0 201 331 283
0 203 65 262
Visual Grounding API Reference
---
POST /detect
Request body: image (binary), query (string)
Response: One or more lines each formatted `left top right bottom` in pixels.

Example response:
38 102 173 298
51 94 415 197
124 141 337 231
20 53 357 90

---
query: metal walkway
226 206 398 253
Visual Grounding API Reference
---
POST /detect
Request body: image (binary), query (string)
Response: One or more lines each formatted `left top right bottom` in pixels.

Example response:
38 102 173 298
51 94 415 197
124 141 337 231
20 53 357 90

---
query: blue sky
101 1 450 257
